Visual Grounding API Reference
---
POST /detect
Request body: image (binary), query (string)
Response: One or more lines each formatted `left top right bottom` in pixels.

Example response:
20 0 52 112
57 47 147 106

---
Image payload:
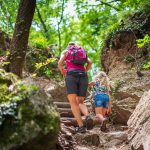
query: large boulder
127 90 150 150
45 81 68 102
22 77 68 102
0 70 60 150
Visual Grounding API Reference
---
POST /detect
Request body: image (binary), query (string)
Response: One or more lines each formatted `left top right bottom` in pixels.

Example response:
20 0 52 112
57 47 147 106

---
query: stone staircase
54 101 78 126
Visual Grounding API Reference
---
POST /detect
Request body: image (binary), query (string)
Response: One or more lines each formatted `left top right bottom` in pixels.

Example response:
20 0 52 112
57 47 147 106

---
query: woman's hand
88 82 93 88
88 81 95 88
61 69 67 76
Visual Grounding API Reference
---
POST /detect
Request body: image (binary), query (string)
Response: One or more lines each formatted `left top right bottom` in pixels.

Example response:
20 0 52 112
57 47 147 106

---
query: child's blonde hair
94 71 109 88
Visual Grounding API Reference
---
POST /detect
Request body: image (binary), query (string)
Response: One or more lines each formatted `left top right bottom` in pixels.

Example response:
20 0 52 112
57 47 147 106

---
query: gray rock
75 128 127 148
113 97 139 125
45 81 68 102
127 90 150 150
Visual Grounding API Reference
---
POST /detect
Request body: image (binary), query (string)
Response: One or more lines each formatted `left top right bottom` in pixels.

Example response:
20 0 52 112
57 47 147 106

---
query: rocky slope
101 12 150 125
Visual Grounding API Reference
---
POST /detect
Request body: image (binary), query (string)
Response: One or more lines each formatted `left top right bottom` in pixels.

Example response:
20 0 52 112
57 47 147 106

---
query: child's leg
103 99 110 117
102 108 107 117
95 107 105 122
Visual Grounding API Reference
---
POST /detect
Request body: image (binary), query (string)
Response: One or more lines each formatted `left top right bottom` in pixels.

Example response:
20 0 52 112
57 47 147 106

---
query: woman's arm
88 81 95 87
58 51 67 76
85 58 92 72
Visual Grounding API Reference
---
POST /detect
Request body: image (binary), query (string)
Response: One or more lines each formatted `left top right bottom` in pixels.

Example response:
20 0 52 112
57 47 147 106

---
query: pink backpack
67 45 87 65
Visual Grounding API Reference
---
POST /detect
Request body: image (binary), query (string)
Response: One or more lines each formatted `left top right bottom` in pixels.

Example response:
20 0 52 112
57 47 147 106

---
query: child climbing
89 71 112 131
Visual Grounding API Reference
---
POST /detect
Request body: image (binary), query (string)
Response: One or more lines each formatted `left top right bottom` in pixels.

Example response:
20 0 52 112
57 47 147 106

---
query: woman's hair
68 42 75 46
94 71 109 87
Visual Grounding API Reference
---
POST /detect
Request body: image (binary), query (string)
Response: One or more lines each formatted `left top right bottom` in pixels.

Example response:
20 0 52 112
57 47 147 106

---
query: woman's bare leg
77 96 88 116
96 107 107 131
68 94 83 127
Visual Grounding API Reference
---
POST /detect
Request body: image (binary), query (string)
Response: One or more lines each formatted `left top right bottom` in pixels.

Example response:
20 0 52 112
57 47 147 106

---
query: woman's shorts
65 70 88 97
94 93 109 108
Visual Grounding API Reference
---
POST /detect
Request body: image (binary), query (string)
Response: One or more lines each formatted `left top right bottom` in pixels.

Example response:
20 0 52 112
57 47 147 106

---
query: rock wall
127 90 150 150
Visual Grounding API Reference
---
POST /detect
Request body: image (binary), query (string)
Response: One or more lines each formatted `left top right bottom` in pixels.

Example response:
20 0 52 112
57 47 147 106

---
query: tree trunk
0 31 7 51
10 0 36 78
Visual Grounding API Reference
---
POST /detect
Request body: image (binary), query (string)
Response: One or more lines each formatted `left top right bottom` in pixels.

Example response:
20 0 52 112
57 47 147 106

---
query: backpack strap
72 48 78 62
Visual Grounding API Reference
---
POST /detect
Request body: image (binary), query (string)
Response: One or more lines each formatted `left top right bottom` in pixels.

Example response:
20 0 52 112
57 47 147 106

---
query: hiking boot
76 126 86 133
100 118 108 132
85 115 93 130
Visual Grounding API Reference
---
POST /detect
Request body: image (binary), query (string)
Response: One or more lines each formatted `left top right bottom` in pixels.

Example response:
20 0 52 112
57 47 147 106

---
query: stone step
57 108 73 117
61 117 77 126
53 98 68 102
57 108 85 117
61 116 101 127
54 101 70 108
60 111 74 117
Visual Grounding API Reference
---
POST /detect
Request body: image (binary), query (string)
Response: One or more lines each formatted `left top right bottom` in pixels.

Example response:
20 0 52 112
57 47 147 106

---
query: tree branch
108 0 121 3
100 1 120 11
77 0 120 11
58 0 65 55
36 6 48 34
58 0 65 25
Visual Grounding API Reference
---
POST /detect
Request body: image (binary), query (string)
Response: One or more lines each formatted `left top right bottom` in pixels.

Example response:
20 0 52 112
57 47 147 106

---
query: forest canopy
0 0 149 78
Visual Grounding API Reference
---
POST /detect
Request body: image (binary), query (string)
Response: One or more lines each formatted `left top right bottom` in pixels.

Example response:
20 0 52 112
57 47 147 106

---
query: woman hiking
58 42 93 133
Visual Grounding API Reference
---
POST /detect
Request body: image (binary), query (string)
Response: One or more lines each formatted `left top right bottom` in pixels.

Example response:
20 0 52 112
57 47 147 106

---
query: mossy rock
0 90 60 150
0 70 60 150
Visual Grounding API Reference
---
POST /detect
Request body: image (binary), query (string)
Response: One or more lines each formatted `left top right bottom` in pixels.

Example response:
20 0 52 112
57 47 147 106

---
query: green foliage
33 57 57 78
139 59 150 70
123 0 150 12
1 0 150 78
101 22 120 41
142 61 150 69
137 34 150 48
0 0 19 33
136 35 150 70
35 58 56 70
0 69 39 126
30 36 48 49
0 47 10 68
26 46 61 79
140 0 150 12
